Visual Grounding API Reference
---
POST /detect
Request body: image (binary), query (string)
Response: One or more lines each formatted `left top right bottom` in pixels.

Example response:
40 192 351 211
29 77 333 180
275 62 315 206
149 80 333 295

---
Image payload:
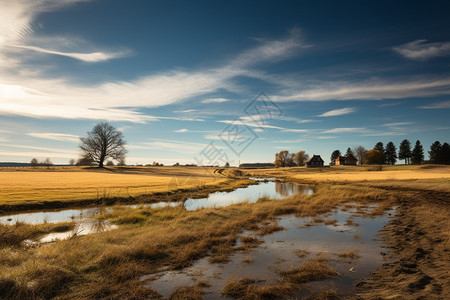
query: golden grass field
245 164 450 182
0 166 231 207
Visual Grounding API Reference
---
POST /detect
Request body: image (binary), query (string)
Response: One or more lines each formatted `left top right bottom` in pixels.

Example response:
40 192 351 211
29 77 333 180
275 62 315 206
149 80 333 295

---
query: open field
0 165 449 299
0 166 248 212
244 164 450 185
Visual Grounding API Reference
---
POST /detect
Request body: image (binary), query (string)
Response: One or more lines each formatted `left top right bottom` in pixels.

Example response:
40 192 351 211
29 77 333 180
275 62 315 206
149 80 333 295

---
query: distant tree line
30 158 53 168
274 150 309 167
329 139 449 166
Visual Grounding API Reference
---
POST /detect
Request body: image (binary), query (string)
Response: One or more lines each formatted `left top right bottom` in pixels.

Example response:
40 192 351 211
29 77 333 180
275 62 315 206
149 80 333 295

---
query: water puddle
142 204 395 299
37 219 117 243
184 181 313 211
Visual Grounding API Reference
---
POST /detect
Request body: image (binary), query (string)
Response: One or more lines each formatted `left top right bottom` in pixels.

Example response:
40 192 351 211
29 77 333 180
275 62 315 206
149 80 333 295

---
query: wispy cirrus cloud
322 127 366 134
418 100 450 109
318 107 356 117
27 132 80 142
393 39 450 61
10 44 130 62
174 128 216 133
272 78 450 102
217 118 308 133
201 98 230 104
383 122 413 127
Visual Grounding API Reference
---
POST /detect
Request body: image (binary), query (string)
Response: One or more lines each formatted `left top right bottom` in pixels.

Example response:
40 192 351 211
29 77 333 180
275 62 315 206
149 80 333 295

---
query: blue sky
0 0 449 165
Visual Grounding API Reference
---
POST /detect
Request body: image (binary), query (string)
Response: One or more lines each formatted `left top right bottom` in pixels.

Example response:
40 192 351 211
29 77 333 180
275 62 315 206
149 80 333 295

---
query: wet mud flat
142 204 396 299
355 188 450 299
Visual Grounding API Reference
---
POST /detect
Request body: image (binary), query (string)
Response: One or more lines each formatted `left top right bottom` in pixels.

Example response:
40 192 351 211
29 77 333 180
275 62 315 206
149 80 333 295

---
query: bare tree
294 151 308 166
353 145 367 165
30 158 38 167
79 123 127 168
69 159 75 166
274 150 289 167
42 158 53 168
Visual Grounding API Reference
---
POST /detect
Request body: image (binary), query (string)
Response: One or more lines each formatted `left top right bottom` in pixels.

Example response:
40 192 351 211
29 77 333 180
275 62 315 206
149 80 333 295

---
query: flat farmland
0 166 230 207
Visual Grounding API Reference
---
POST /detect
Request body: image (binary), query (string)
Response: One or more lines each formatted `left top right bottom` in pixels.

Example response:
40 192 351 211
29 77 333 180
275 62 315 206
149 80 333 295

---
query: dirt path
356 189 450 299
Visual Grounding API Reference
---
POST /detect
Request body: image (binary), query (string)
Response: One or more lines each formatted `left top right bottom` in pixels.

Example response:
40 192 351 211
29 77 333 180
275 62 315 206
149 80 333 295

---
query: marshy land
0 165 449 299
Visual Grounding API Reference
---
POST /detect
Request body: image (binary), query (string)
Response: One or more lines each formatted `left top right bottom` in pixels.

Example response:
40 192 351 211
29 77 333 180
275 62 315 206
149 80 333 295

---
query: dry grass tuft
168 285 204 300
257 223 284 235
221 278 256 298
337 250 360 260
345 219 360 226
324 219 338 225
31 266 75 299
279 259 338 284
304 289 340 300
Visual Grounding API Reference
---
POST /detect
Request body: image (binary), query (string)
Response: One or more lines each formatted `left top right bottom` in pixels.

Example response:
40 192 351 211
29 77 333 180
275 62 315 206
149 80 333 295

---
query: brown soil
355 187 450 299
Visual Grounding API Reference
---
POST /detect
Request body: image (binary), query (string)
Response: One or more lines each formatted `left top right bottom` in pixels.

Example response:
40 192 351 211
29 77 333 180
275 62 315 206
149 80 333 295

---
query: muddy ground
355 187 450 299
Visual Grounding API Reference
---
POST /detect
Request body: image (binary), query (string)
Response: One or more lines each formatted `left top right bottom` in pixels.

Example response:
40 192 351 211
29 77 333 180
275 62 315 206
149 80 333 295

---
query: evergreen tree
385 142 397 165
330 150 341 165
398 139 412 164
374 142 386 164
345 147 353 156
428 141 442 164
411 140 424 165
441 143 450 165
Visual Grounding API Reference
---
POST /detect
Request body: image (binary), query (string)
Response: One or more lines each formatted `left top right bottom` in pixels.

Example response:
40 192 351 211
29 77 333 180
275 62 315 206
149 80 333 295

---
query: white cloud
272 78 450 102
229 28 306 68
273 139 303 143
418 100 450 109
362 131 406 137
201 98 230 104
10 44 129 62
173 109 197 113
174 128 216 133
27 132 80 142
217 118 308 133
393 39 450 61
322 127 366 134
318 107 356 117
383 122 413 127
